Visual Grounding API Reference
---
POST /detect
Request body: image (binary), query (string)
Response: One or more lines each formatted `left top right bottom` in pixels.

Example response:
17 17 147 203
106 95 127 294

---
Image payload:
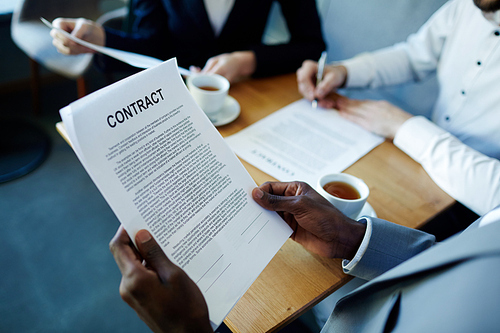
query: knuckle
303 59 313 67
108 239 117 254
119 274 148 302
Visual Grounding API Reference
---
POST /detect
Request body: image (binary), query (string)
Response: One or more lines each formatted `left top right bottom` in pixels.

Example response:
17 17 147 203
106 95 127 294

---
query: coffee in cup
198 86 219 91
322 181 361 200
317 173 369 219
187 74 229 118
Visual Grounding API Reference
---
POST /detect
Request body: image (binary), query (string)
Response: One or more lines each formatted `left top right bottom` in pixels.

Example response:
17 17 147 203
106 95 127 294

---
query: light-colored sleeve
341 0 459 89
394 116 500 216
343 217 436 281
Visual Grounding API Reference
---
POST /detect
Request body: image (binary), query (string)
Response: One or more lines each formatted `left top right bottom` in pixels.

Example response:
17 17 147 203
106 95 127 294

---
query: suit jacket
100 0 325 76
322 209 500 332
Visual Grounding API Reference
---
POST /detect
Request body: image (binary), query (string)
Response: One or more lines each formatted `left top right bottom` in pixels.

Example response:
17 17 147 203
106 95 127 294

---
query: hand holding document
225 99 384 187
41 17 191 76
60 58 291 328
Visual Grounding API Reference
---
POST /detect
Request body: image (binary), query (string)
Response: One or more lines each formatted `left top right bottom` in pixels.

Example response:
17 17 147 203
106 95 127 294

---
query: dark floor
0 66 320 332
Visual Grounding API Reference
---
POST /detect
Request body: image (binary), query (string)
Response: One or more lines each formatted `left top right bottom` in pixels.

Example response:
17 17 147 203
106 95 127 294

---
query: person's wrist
335 65 348 88
388 113 413 140
332 218 366 260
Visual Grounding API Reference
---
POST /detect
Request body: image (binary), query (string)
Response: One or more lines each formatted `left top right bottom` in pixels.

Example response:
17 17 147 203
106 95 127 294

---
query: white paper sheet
60 59 292 328
225 99 384 187
41 17 191 75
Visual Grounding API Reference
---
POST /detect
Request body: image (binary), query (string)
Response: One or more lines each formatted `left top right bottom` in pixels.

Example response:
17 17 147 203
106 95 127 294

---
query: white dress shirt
203 0 235 37
341 0 500 215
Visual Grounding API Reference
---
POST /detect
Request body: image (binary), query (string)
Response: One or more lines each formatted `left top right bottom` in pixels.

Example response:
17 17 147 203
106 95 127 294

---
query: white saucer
209 96 240 126
357 202 376 219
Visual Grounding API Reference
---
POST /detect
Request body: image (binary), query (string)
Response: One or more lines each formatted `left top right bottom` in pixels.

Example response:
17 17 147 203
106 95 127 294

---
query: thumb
252 187 298 213
316 76 337 99
72 19 90 40
135 230 174 275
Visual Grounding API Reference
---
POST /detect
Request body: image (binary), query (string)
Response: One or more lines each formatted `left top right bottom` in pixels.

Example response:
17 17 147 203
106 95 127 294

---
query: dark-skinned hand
252 181 366 260
109 226 213 333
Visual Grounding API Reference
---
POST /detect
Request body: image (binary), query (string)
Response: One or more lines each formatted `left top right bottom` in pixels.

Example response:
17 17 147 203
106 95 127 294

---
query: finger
52 18 77 32
317 98 336 109
201 57 218 73
52 38 71 55
296 61 317 101
110 226 143 276
50 24 85 54
72 18 96 41
135 230 176 279
315 70 339 99
189 66 201 73
252 182 306 212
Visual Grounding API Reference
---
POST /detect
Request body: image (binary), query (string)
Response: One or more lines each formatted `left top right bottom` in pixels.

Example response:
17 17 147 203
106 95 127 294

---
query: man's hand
296 60 348 109
336 98 413 139
110 226 213 333
252 181 366 260
51 18 105 55
190 51 257 83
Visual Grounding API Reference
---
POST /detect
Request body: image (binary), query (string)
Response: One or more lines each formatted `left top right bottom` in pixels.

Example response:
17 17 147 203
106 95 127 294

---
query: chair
10 0 128 114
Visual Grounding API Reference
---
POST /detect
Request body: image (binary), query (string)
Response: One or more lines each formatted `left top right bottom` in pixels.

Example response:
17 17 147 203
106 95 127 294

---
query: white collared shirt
342 0 500 215
203 0 235 37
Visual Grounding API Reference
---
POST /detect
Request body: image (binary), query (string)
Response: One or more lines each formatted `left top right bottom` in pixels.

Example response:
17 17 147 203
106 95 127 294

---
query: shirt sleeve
394 116 500 216
342 217 372 272
341 0 459 89
342 216 436 281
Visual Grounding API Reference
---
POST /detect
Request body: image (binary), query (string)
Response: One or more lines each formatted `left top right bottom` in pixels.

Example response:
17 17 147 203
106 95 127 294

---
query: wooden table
57 72 455 333
216 73 455 332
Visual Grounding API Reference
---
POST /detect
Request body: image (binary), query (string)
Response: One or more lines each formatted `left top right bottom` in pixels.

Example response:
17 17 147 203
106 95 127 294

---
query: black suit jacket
100 0 325 76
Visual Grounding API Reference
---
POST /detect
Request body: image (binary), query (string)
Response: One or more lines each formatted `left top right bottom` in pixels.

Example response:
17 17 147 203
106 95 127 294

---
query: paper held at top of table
41 17 191 75
225 100 384 187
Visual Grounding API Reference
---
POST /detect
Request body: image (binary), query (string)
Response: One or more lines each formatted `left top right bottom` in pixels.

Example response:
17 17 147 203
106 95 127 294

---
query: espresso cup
187 74 230 118
316 173 369 219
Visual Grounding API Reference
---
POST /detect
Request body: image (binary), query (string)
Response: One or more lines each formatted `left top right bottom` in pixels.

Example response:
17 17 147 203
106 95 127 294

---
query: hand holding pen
296 53 349 109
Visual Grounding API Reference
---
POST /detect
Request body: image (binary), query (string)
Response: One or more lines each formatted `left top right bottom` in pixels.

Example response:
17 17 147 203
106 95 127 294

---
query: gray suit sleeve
347 217 436 281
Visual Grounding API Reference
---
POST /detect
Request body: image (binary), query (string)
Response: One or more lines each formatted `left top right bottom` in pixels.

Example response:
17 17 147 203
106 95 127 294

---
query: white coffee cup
187 74 230 117
316 173 370 219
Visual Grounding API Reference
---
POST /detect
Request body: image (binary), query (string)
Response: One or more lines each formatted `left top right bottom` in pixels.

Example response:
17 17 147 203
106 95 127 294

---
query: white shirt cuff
393 116 446 163
342 217 373 273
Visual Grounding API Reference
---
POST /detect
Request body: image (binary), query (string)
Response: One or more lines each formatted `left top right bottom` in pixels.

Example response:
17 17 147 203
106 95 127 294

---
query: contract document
59 58 292 329
225 100 384 186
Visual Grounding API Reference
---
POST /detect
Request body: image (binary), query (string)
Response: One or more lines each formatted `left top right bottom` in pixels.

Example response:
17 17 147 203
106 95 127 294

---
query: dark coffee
323 181 361 200
199 86 219 91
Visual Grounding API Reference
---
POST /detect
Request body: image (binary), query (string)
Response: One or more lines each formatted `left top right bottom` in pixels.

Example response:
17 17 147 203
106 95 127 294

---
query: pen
312 51 327 109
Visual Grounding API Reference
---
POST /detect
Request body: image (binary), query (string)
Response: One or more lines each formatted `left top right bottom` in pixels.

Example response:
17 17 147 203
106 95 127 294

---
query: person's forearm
346 217 436 281
395 117 500 216
341 46 416 89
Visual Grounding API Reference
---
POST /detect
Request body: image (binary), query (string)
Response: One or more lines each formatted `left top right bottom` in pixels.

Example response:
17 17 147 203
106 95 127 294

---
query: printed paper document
59 59 292 329
225 99 384 186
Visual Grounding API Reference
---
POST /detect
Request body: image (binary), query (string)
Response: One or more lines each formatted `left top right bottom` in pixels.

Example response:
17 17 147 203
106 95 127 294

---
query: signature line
196 254 224 284
205 263 231 293
241 212 263 235
249 220 269 244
